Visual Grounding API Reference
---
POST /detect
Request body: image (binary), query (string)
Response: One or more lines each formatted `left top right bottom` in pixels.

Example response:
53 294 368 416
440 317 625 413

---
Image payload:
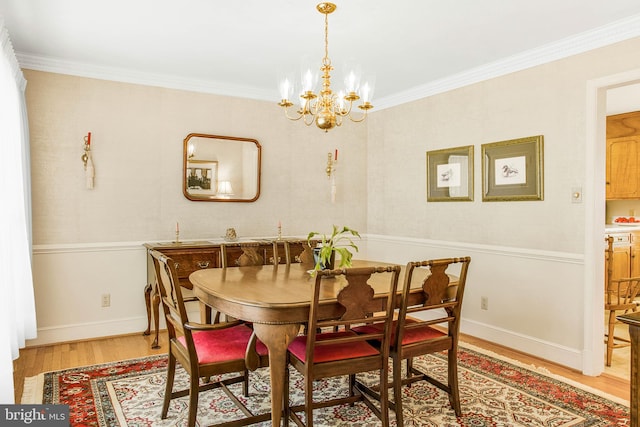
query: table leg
143 283 152 336
252 323 300 427
630 324 639 427
151 288 160 349
144 281 161 349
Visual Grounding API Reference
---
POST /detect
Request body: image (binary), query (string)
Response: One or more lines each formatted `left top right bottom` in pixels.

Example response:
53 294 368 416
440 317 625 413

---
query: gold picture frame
426 145 474 202
481 135 544 201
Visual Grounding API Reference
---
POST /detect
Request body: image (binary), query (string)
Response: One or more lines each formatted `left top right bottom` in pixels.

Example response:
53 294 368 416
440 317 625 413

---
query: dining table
189 259 453 426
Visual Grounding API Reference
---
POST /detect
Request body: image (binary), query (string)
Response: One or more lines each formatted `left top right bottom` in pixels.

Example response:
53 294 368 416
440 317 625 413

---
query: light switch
571 186 582 203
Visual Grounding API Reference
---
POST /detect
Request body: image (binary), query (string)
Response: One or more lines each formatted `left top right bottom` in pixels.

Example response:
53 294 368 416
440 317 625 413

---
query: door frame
585 68 640 376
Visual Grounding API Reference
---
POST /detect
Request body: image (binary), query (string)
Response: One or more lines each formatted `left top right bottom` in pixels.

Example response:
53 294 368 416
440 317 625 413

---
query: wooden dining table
189 259 446 426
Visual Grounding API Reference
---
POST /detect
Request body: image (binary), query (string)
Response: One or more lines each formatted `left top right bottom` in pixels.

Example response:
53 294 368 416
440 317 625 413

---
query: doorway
585 71 640 377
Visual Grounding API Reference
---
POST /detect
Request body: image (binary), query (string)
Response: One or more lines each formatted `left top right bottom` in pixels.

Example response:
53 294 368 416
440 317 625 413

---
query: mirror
183 133 261 202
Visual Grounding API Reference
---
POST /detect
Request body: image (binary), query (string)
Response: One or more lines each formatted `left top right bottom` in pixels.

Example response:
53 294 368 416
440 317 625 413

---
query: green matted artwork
426 145 474 202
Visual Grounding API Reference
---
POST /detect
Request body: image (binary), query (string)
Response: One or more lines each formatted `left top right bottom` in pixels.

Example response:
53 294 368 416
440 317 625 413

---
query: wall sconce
81 132 95 189
187 141 196 158
326 150 338 203
326 149 338 178
217 181 234 198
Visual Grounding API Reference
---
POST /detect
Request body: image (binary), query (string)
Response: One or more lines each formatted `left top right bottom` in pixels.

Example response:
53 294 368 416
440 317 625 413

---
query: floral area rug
22 344 629 426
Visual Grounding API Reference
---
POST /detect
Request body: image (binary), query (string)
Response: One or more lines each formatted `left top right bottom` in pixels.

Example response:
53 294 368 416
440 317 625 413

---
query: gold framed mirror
183 133 261 202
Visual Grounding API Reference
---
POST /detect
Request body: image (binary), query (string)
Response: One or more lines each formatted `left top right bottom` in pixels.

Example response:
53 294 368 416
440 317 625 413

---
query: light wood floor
12 330 631 404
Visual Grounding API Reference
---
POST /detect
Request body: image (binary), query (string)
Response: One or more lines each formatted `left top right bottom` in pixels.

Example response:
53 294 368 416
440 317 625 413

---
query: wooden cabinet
606 137 640 199
606 111 640 200
606 232 640 282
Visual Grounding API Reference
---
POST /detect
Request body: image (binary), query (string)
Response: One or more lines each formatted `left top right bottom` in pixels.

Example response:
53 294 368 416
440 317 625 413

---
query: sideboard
143 238 314 348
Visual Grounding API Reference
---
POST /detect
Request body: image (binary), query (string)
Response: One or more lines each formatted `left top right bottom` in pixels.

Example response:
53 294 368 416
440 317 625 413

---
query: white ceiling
2 0 640 109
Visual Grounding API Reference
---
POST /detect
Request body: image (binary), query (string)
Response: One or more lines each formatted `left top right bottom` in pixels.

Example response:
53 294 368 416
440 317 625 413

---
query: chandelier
277 2 374 132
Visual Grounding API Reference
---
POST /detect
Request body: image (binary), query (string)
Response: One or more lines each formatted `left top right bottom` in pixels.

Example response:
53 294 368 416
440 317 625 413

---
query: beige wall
25 70 368 245
367 37 639 253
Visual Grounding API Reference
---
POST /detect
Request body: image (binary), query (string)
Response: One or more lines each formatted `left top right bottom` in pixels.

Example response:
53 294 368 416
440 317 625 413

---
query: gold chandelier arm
303 114 315 126
347 109 369 123
335 98 355 117
281 104 304 121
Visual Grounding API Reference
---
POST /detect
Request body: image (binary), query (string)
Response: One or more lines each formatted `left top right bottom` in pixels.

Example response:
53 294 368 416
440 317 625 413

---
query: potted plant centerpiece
307 225 361 274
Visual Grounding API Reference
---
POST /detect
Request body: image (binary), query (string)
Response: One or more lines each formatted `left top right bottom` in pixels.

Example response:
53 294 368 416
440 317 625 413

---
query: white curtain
0 18 37 403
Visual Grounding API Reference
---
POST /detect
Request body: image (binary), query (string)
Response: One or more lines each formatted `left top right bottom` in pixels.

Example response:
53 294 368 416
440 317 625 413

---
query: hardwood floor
12 330 631 404
605 322 632 381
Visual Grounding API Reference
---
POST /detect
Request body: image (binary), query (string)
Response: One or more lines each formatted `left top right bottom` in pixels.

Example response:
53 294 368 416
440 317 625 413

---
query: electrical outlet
480 296 488 310
101 293 111 307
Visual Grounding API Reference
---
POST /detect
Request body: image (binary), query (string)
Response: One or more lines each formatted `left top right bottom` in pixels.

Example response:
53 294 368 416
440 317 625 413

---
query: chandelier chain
323 10 330 67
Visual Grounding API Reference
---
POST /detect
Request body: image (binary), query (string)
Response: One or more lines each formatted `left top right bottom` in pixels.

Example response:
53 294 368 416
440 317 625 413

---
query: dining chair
283 239 317 266
217 241 279 323
149 249 270 427
285 265 402 427
354 257 471 426
604 236 640 366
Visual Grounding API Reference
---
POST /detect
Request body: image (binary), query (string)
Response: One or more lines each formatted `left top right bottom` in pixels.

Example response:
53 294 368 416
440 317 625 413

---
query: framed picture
481 135 544 201
186 160 218 196
426 145 474 201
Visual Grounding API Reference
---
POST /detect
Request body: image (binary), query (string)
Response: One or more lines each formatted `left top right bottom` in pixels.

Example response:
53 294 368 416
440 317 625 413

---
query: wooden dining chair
216 242 279 324
149 249 270 427
604 236 640 366
354 257 471 426
285 265 402 427
283 239 317 266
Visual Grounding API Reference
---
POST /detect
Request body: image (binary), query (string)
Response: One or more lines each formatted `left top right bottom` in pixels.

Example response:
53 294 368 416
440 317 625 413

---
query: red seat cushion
288 331 379 363
352 320 446 346
177 324 268 365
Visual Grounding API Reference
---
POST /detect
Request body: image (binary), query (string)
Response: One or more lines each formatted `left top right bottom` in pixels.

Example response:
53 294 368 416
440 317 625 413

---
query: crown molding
374 14 640 110
17 54 274 101
16 13 640 108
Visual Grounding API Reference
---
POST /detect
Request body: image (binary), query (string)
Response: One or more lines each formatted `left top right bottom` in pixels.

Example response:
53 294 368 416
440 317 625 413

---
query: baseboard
461 319 583 371
26 316 149 347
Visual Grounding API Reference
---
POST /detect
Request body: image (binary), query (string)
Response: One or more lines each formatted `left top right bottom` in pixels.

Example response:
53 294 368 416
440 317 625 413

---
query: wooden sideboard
143 238 313 348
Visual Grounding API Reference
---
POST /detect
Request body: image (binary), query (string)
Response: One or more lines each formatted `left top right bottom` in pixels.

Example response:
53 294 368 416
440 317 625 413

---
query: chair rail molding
31 235 586 374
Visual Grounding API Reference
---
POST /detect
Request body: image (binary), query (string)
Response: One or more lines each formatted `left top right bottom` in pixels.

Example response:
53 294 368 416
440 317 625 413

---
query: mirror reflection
183 133 261 202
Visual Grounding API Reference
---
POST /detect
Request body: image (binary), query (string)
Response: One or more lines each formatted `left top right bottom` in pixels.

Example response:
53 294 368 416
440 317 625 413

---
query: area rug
22 344 629 426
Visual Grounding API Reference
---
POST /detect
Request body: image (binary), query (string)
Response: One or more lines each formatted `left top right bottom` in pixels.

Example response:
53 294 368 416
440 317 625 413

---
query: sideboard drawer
171 251 220 278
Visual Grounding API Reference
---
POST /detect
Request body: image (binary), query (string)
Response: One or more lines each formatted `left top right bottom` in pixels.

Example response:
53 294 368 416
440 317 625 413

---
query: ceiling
2 0 640 109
